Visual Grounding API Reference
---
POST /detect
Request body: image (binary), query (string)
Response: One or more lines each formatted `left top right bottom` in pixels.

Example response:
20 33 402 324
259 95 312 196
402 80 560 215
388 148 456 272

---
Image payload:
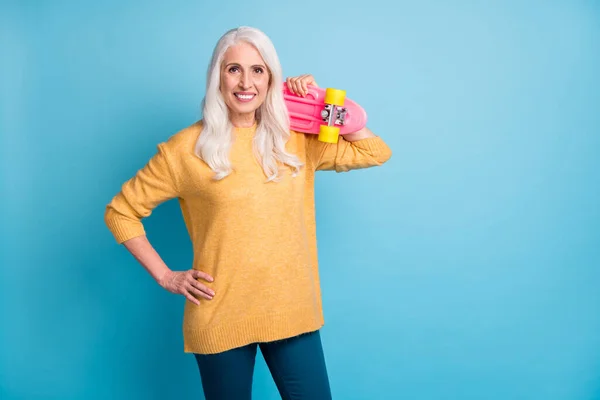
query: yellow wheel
318 125 340 143
324 88 346 106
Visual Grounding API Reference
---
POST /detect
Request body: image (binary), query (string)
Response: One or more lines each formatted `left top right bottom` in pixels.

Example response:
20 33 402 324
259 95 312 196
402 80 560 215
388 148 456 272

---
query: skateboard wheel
318 125 340 143
324 88 346 106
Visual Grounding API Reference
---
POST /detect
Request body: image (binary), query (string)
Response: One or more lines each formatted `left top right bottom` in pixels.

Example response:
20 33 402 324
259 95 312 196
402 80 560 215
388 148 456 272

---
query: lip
234 92 257 103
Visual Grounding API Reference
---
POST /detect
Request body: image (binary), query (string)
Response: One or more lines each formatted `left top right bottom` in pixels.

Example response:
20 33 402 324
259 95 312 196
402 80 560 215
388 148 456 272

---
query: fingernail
210 290 215 295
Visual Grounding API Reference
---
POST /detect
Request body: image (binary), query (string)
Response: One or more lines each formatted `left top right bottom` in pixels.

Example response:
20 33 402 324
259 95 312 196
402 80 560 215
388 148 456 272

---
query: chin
228 99 264 114
231 105 259 115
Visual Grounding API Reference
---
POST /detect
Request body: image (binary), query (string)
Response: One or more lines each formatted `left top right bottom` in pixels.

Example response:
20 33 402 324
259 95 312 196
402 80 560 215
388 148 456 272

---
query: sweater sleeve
104 142 179 244
305 133 393 172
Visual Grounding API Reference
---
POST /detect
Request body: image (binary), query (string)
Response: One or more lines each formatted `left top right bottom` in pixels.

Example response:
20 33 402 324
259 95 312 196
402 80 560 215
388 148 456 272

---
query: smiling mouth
234 93 256 102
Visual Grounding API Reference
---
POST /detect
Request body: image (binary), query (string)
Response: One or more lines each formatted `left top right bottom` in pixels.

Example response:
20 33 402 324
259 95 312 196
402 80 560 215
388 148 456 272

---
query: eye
254 67 265 74
228 66 240 73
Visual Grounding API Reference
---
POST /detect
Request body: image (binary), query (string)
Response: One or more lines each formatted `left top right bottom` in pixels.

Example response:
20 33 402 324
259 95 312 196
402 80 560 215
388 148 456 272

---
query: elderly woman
104 26 392 400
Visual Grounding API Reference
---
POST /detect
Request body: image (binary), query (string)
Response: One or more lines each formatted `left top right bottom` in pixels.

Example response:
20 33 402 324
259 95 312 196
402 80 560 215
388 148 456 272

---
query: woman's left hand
286 74 318 97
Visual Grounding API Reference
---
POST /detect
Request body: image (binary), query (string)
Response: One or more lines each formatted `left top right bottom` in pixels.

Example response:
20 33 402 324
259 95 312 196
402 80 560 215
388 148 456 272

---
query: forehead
222 42 266 65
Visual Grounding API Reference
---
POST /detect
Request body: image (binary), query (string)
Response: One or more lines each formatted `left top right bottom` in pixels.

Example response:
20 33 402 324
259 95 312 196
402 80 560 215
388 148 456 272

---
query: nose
239 70 251 89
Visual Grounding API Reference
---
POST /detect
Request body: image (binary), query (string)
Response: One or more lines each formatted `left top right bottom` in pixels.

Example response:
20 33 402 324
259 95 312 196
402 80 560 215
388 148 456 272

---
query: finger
192 269 214 282
286 77 294 93
302 74 317 95
185 293 201 305
288 77 298 95
189 279 216 297
188 285 213 300
300 76 310 96
293 79 303 96
298 74 310 92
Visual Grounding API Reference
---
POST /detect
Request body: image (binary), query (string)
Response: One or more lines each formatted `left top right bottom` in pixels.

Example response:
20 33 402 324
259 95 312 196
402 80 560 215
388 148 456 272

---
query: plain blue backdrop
2 0 599 399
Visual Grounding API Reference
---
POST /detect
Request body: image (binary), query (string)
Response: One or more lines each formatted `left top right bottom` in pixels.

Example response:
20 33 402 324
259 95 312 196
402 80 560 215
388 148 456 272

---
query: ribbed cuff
104 209 146 244
349 136 393 160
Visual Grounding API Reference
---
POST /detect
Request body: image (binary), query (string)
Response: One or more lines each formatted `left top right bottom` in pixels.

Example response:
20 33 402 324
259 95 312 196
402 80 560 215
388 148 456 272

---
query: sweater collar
233 121 258 134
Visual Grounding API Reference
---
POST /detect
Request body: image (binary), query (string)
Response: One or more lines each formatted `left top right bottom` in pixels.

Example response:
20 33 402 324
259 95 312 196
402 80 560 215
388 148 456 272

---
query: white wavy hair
195 26 303 182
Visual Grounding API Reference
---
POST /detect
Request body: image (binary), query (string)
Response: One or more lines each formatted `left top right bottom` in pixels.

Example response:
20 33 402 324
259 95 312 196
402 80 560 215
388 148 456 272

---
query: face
220 42 270 125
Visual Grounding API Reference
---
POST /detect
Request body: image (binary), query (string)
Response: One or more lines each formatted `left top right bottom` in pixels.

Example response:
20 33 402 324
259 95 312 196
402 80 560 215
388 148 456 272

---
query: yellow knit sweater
104 120 392 354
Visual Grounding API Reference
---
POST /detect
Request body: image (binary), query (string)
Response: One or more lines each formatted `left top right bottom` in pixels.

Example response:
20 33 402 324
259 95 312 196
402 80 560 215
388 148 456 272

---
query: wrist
343 126 376 142
157 269 174 288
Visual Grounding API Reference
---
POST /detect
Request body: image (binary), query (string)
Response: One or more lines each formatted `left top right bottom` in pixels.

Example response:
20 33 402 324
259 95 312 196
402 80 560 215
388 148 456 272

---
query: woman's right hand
159 269 215 305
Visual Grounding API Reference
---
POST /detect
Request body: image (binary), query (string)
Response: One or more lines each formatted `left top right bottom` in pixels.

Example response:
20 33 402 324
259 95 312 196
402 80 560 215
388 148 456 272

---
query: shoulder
289 129 304 139
288 129 309 145
286 129 311 153
160 119 204 155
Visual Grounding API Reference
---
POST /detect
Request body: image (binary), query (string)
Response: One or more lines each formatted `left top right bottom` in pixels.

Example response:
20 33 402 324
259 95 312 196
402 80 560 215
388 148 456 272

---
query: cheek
221 75 235 91
258 76 270 93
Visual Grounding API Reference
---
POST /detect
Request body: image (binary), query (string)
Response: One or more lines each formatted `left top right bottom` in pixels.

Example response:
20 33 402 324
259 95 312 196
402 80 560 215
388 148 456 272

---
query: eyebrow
224 63 267 69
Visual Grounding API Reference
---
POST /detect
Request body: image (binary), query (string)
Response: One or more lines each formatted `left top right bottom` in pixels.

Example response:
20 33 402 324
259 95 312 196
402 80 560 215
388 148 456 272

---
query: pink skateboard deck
283 83 367 135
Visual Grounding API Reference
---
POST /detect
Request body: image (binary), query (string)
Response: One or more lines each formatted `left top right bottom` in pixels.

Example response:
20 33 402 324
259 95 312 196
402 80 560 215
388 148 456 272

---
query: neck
229 111 256 128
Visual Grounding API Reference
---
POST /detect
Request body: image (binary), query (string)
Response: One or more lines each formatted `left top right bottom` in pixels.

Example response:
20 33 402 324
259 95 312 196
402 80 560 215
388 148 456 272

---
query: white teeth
235 94 255 100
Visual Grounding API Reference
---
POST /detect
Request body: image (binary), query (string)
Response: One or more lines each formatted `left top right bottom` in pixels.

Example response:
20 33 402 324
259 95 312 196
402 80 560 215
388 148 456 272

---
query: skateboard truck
318 88 347 143
320 105 348 127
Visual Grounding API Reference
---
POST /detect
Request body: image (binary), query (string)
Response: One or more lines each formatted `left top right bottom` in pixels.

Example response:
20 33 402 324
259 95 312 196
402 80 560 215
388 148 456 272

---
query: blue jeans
194 329 332 400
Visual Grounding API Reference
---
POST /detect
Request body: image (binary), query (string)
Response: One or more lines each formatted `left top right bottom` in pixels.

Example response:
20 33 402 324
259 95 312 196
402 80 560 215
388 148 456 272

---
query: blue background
2 0 599 399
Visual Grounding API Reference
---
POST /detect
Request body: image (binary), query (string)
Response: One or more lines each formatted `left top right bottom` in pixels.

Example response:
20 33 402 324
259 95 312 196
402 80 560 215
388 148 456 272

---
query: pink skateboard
283 83 367 143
